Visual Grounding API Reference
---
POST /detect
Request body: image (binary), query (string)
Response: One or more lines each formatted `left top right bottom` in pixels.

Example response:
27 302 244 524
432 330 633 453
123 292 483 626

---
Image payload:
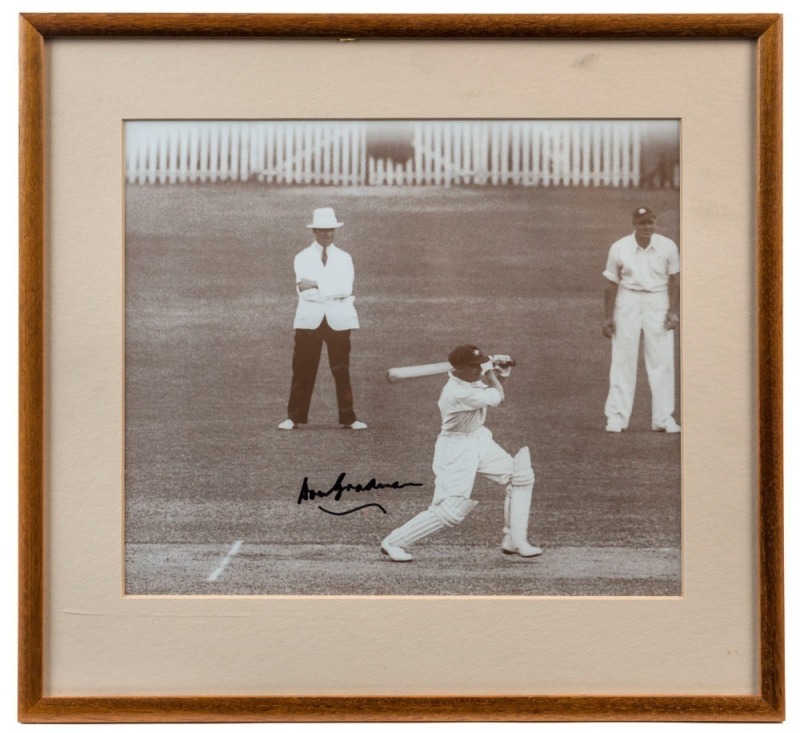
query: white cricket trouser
430 427 513 506
604 287 676 429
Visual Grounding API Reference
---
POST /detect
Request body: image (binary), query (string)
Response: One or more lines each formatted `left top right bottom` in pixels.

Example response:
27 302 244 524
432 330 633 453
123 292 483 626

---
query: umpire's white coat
292 242 359 330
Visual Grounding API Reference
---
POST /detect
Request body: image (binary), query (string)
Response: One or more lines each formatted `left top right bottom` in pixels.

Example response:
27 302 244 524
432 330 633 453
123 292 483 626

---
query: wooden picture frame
19 13 783 722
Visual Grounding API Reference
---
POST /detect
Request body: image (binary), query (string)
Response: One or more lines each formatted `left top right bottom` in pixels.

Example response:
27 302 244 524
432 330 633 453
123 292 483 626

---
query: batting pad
385 509 445 548
507 446 534 536
433 496 479 527
511 446 535 488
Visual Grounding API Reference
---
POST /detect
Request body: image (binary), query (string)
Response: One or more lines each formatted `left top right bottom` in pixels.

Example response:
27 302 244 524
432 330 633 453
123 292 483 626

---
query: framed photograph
19 13 783 722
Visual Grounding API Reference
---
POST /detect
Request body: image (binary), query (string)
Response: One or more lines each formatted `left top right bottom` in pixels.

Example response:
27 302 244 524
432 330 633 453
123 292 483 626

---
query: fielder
602 206 681 433
380 345 542 562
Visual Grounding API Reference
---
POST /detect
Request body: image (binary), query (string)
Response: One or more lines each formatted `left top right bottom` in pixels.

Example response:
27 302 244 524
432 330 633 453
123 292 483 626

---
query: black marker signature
297 473 423 516
319 503 388 516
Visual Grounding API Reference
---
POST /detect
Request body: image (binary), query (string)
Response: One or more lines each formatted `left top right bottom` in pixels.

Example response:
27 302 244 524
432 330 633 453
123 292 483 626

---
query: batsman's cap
448 344 489 368
307 207 344 229
632 206 656 223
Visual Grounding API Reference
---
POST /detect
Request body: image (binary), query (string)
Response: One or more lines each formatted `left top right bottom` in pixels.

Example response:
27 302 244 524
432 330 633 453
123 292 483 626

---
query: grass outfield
124 182 681 596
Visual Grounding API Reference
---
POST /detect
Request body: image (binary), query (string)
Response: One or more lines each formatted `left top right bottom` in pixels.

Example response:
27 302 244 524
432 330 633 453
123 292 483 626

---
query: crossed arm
295 258 354 301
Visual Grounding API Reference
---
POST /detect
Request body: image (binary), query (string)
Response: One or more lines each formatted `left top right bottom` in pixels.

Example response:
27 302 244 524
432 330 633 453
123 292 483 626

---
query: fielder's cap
307 207 344 229
632 206 656 223
448 344 489 368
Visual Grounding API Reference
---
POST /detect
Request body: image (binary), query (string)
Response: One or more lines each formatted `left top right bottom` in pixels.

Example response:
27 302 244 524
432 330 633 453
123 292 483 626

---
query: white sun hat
306 207 344 229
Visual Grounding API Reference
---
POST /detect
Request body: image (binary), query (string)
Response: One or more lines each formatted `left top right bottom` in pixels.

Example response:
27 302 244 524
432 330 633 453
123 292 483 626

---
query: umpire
278 208 367 430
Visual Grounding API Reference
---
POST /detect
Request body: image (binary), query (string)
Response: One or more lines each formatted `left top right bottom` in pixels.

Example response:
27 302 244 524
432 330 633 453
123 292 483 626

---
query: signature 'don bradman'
297 472 423 515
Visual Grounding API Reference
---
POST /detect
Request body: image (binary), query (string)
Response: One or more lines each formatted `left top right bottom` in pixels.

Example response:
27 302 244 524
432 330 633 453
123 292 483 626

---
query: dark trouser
287 319 356 425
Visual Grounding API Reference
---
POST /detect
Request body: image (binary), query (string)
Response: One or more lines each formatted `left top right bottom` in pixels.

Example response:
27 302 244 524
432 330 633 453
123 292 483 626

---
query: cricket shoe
652 419 681 433
342 420 368 430
277 419 297 430
501 536 543 558
380 538 413 562
605 418 625 433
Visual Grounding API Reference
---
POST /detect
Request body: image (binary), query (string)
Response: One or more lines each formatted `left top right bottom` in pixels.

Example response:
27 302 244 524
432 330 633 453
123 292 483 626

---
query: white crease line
206 540 243 582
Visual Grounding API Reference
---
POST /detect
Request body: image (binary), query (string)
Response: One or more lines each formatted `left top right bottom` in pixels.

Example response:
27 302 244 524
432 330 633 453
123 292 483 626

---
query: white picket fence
126 121 646 187
368 121 641 187
126 122 369 186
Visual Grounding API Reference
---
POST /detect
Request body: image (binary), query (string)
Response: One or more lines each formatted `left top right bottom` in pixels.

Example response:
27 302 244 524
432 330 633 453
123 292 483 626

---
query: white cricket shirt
437 373 502 435
602 232 680 292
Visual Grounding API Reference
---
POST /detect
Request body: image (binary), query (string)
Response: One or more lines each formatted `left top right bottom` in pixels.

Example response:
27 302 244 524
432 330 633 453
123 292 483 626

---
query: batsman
380 344 542 562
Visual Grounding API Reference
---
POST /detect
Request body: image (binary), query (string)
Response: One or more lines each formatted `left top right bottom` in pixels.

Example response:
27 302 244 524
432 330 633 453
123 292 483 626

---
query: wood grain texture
18 694 785 723
755 16 785 720
20 12 780 38
17 12 784 723
18 13 45 724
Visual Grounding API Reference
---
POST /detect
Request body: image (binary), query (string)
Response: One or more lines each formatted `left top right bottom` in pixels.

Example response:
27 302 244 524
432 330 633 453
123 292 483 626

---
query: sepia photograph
124 118 682 596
